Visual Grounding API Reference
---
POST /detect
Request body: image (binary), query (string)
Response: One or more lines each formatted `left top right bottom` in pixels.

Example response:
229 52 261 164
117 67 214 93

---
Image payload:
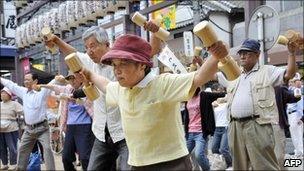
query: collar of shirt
26 89 36 94
134 71 157 88
241 62 260 78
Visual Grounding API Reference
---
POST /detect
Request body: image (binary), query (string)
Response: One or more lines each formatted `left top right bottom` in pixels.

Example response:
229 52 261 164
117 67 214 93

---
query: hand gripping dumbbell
193 21 241 81
65 53 100 101
131 12 170 41
277 30 304 49
41 27 58 54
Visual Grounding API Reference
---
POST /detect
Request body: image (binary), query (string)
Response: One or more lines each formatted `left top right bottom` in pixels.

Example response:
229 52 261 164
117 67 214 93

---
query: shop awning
0 44 17 57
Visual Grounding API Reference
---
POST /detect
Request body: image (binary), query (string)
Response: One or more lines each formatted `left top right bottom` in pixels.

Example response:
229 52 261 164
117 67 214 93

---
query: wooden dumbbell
194 46 203 57
65 53 100 101
277 30 304 49
193 21 241 81
41 27 57 54
131 12 170 41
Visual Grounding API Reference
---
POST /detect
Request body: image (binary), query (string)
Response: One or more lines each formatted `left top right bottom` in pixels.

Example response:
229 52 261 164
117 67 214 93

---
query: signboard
3 1 17 38
157 46 187 74
151 0 176 30
33 64 45 71
183 31 194 57
21 57 30 73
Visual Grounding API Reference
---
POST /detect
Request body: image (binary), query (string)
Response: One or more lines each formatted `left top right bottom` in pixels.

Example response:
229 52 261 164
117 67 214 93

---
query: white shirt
230 64 285 118
1 78 53 125
213 103 229 127
77 52 124 143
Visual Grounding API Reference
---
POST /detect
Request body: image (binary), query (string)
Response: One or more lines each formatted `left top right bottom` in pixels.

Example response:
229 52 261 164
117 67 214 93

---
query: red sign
21 57 30 73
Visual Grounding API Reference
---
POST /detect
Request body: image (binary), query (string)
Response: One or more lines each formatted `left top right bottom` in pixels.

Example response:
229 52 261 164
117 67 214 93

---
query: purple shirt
67 102 92 125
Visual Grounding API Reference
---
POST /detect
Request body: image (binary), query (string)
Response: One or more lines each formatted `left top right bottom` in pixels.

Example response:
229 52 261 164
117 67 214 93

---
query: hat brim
237 47 260 53
101 49 153 67
1 89 12 97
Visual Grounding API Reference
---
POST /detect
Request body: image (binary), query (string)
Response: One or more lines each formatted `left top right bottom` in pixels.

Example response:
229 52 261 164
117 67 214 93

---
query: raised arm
284 41 299 81
79 68 110 93
0 77 27 98
144 20 163 57
192 41 228 88
45 34 77 56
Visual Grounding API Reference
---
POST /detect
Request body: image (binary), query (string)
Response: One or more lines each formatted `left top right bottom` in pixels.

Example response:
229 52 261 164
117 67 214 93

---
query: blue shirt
67 101 92 125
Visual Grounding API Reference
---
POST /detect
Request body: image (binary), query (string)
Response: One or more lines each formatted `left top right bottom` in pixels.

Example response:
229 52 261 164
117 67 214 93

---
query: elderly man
1 73 56 170
45 22 161 170
216 39 298 170
80 34 227 169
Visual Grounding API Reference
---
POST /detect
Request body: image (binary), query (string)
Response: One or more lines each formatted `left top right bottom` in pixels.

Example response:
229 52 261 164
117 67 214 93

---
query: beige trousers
228 119 279 170
273 124 286 170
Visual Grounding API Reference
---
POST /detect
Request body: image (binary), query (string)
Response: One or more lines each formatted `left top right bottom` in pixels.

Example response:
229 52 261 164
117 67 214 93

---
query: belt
26 120 47 128
231 115 259 122
288 110 297 114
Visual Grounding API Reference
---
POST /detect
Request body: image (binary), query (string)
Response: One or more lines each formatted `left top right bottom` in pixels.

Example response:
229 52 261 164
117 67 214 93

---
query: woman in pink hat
0 87 23 170
81 34 228 170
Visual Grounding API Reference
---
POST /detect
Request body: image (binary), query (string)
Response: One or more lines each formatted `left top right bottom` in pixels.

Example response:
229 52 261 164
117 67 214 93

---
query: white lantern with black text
66 1 78 30
58 2 69 33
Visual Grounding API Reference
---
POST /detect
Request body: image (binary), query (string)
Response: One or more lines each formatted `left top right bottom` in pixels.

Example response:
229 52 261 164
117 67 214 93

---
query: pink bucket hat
1 87 12 97
101 34 153 67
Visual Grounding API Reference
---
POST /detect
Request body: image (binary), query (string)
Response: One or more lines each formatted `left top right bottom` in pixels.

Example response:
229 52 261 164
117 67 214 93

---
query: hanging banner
21 57 30 73
3 1 17 38
151 0 176 30
183 31 194 57
157 46 187 74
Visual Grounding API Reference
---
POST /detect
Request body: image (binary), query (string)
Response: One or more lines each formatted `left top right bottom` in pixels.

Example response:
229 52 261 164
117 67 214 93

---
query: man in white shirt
1 73 55 170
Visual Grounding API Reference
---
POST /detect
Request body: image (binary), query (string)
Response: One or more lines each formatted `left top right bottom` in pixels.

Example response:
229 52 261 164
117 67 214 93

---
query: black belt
26 120 47 128
231 115 259 122
288 110 297 114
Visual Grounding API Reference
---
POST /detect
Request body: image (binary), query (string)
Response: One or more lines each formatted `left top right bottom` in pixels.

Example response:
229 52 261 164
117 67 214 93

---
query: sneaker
0 165 9 170
8 165 16 171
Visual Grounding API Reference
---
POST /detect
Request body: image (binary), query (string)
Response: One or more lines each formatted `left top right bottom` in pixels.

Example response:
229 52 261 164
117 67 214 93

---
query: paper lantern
94 1 106 19
58 2 69 33
66 1 78 30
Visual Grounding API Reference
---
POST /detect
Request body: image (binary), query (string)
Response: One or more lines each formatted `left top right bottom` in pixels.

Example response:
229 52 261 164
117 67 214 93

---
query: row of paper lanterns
15 0 140 49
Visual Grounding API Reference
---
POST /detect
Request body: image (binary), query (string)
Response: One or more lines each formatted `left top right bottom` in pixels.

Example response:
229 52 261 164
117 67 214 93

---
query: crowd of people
1 19 303 171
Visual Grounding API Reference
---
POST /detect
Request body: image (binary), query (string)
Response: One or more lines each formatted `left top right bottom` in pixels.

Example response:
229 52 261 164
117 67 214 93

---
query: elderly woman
81 34 227 170
0 87 23 170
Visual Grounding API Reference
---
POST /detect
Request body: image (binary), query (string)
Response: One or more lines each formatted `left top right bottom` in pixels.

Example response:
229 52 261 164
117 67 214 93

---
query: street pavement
1 138 303 170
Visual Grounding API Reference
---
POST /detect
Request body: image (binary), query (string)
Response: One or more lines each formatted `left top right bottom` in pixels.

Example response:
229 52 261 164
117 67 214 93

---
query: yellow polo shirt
106 72 196 166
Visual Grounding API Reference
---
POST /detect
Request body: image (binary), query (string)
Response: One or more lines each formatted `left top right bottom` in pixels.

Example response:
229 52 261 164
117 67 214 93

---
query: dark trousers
131 154 192 170
88 127 130 171
62 124 94 171
0 131 18 165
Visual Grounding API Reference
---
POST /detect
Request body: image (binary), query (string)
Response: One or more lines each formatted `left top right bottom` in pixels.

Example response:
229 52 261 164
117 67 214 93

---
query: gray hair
82 26 109 44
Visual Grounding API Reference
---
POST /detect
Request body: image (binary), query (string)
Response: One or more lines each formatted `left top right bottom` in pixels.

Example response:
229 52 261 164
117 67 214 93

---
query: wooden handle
82 84 100 101
193 21 218 47
64 53 83 73
132 12 170 41
41 27 53 41
194 46 203 56
277 35 289 45
218 56 241 81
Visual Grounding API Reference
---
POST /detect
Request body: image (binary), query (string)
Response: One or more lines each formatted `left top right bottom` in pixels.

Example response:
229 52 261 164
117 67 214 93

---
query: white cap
292 73 301 81
1 87 12 97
